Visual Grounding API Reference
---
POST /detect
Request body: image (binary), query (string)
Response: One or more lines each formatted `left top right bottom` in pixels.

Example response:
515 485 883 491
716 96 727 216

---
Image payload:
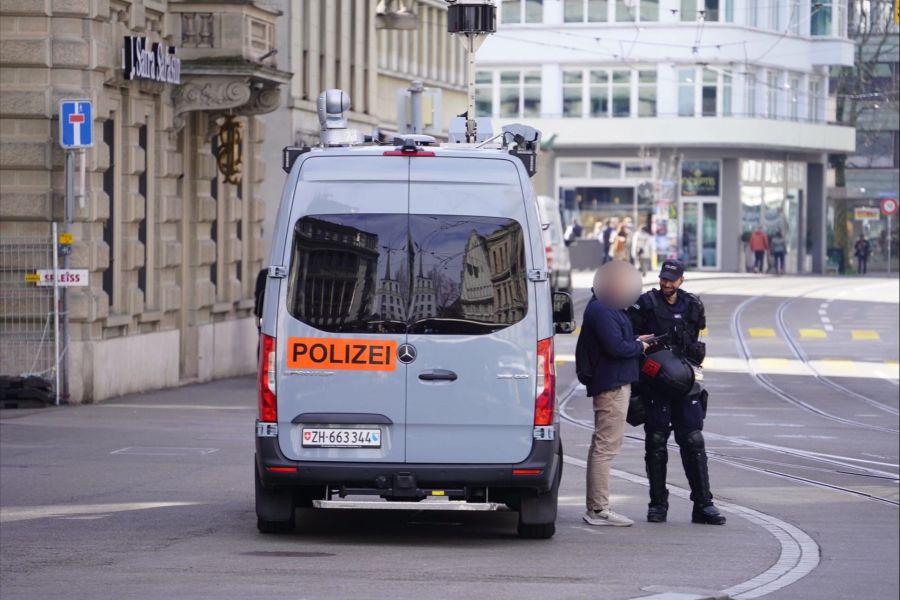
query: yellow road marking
799 329 827 339
748 328 776 338
851 330 880 341
819 359 857 372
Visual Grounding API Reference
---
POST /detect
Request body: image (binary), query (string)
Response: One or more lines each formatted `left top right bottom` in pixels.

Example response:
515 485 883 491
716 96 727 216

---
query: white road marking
110 446 219 456
101 404 253 411
572 525 605 535
1 502 201 523
820 317 831 324
824 324 834 332
563 455 820 600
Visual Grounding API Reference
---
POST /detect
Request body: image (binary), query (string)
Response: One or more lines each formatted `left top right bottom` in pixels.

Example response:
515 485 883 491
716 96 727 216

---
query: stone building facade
0 0 289 402
0 0 468 403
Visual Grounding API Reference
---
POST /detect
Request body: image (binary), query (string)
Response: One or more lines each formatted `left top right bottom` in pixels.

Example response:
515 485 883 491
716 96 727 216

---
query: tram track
731 294 899 435
774 296 900 417
558 384 899 508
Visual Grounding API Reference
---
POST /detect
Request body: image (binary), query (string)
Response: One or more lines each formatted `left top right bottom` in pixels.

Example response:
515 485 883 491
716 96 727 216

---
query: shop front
554 151 818 274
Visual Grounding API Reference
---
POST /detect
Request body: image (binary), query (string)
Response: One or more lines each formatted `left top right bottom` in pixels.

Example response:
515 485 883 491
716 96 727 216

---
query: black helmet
639 348 695 399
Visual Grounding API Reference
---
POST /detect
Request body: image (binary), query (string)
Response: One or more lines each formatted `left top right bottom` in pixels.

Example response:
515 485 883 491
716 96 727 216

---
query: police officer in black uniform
627 260 726 525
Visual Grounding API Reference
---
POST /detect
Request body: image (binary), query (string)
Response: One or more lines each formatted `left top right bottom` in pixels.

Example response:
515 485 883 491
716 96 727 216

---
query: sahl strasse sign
122 36 181 84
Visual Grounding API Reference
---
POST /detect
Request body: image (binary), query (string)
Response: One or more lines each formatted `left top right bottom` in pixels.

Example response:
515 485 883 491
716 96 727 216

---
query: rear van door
276 156 409 463
405 157 537 464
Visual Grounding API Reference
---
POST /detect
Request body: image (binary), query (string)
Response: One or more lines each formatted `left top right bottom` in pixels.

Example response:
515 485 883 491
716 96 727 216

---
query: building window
210 136 219 292
788 74 801 120
682 0 719 21
475 70 493 117
638 70 657 117
722 71 733 116
640 0 660 21
848 132 900 169
702 68 717 116
766 71 781 118
723 0 733 21
745 68 757 117
102 115 117 310
788 0 800 33
590 69 609 117
616 0 634 21
611 70 631 117
810 0 832 35
678 68 695 116
747 0 759 26
808 77 822 122
563 70 583 117
499 70 541 118
137 121 148 299
768 0 780 29
501 0 543 24
564 0 608 22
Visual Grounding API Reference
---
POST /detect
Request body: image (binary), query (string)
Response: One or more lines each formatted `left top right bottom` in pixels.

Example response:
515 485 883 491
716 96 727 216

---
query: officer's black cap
659 260 685 281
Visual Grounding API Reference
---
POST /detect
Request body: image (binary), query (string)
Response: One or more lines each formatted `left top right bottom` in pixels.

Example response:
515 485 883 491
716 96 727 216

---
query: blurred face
594 261 642 309
659 276 684 300
610 218 619 228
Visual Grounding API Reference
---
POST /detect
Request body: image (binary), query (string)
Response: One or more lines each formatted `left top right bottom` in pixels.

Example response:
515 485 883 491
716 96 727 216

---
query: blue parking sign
59 100 93 149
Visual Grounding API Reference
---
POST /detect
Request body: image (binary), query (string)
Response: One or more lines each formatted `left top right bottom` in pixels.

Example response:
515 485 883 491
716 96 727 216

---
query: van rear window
286 214 528 334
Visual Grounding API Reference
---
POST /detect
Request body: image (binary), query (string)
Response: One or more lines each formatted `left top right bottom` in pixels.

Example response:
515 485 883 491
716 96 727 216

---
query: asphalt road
1 275 897 600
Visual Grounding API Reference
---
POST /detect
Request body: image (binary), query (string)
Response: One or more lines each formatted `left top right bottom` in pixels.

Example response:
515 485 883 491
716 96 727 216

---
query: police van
255 84 574 537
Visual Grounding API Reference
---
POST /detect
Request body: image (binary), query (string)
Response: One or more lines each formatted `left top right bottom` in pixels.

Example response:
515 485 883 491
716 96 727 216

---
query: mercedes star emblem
397 344 417 364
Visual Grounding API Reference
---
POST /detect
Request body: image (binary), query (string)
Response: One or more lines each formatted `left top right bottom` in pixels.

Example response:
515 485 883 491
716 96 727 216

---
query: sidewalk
571 270 761 290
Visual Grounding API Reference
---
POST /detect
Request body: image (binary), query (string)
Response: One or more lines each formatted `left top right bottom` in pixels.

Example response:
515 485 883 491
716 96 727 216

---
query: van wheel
516 446 562 539
255 464 295 534
517 522 556 539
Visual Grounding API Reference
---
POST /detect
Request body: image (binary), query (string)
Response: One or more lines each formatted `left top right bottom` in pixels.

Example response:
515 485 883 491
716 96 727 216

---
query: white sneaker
583 509 634 527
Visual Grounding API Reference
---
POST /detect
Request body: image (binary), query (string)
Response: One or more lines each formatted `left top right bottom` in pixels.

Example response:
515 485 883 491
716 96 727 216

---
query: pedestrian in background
854 233 871 275
579 261 652 527
600 217 618 265
633 225 655 276
610 223 631 262
749 225 769 273
564 218 583 246
769 229 786 275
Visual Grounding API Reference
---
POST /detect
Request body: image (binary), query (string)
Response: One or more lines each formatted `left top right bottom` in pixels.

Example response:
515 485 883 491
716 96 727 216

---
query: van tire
517 522 556 539
516 446 562 539
255 463 295 534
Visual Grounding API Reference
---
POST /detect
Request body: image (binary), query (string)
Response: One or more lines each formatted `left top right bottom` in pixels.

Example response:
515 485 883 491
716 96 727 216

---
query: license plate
301 428 381 448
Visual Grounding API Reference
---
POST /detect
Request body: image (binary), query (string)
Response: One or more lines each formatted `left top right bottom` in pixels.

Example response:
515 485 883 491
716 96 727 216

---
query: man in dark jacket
581 262 651 527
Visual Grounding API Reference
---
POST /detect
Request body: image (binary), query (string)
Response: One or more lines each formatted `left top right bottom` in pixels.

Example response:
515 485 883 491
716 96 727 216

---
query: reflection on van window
287 214 528 334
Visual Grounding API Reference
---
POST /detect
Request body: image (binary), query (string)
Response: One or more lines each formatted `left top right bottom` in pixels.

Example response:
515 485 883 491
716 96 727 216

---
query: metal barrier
0 227 59 402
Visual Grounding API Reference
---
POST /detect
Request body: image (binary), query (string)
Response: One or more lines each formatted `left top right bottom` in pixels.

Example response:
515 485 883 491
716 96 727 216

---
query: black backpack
575 325 596 386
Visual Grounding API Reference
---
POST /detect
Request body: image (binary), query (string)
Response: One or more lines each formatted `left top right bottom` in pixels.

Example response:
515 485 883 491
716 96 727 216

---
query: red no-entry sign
882 197 898 216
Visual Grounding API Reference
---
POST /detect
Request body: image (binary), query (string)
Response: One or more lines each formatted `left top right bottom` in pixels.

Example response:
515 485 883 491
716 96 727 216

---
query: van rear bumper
255 426 561 495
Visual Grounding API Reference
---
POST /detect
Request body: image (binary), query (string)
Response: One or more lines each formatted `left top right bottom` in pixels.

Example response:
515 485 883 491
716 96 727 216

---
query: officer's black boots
680 430 726 525
692 502 726 525
645 430 670 523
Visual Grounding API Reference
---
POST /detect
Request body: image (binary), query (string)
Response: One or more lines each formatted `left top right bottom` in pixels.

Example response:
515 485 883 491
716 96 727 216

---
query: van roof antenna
447 1 496 143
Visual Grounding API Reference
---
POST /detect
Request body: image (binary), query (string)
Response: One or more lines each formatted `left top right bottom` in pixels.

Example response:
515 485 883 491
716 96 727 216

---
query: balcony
491 116 855 154
167 1 291 126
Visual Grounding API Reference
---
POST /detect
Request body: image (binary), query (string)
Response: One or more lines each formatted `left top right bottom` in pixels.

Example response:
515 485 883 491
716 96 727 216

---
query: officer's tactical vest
643 290 706 364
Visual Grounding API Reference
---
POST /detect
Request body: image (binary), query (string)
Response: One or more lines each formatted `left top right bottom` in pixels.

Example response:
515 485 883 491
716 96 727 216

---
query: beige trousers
586 384 630 512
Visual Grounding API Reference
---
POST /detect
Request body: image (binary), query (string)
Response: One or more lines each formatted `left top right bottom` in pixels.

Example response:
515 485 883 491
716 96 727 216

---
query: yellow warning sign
58 232 74 245
24 273 40 283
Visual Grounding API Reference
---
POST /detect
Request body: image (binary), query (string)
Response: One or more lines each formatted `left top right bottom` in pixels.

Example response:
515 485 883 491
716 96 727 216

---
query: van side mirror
552 291 576 334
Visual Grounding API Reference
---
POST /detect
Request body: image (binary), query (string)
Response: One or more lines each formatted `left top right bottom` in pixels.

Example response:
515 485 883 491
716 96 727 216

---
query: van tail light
258 334 277 422
534 338 556 426
545 245 553 269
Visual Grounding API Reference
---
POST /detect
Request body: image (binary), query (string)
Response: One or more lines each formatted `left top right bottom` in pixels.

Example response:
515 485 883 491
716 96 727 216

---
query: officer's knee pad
646 429 669 453
682 429 705 452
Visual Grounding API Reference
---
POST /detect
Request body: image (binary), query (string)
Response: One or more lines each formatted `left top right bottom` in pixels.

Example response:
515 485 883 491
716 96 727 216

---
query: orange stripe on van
286 338 398 372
